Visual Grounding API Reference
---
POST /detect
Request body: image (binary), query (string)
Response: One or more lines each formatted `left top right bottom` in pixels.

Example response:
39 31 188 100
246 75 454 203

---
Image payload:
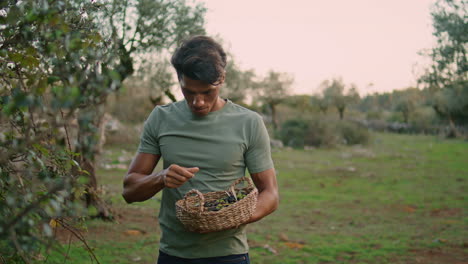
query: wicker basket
175 177 258 233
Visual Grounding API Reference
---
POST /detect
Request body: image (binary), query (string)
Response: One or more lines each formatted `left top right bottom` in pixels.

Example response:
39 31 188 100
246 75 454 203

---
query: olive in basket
204 190 248 212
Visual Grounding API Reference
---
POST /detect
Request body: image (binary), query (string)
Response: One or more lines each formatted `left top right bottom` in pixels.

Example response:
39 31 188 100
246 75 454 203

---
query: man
122 36 279 264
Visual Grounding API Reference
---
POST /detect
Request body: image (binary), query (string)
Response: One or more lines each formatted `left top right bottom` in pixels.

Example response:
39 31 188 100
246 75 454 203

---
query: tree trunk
338 107 344 120
447 115 460 138
76 104 113 220
403 111 409 124
271 103 278 131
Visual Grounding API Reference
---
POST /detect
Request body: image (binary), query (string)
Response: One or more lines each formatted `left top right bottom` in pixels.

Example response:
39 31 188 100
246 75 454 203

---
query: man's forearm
247 188 279 223
122 171 165 203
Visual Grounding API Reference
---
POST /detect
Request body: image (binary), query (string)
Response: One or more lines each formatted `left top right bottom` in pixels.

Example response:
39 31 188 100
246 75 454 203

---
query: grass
36 133 467 264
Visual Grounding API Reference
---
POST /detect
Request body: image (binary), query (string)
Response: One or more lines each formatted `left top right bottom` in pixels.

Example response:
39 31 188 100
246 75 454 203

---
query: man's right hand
163 164 199 188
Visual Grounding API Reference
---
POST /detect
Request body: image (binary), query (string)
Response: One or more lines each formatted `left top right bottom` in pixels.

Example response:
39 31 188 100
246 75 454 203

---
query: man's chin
192 108 209 116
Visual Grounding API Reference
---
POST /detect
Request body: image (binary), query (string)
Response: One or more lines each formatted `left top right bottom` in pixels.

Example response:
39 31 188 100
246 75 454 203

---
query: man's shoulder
227 102 263 121
149 100 187 117
157 100 186 111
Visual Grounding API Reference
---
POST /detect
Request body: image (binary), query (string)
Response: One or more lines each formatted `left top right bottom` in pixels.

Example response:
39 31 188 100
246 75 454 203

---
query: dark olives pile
204 190 248 211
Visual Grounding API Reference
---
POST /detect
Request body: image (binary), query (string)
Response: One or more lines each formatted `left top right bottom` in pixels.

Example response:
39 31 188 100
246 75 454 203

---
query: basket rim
177 177 256 214
176 187 258 215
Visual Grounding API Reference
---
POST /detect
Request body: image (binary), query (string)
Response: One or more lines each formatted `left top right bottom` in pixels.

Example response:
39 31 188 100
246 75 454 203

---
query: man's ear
218 71 226 85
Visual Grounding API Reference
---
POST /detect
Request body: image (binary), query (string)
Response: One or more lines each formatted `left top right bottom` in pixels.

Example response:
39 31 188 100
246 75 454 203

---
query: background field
40 133 467 264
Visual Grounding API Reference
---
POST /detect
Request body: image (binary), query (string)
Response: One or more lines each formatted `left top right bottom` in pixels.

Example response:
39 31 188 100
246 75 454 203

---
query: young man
122 36 279 264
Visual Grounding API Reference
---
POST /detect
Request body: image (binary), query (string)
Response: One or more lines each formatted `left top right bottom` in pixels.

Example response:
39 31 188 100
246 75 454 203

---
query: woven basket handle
183 189 204 214
230 177 254 189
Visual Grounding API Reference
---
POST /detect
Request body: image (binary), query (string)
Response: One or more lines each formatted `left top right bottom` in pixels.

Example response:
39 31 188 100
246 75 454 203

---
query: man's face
180 75 223 116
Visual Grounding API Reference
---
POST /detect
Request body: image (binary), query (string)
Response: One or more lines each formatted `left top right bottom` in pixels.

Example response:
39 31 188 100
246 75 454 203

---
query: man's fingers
171 165 197 179
165 171 187 184
164 174 184 188
164 165 198 189
186 167 199 173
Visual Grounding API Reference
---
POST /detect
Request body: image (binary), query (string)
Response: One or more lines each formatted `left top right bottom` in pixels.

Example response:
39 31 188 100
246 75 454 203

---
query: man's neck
212 97 226 112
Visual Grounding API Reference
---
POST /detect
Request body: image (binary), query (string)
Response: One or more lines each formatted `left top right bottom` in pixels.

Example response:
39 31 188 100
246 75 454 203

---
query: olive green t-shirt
137 99 274 259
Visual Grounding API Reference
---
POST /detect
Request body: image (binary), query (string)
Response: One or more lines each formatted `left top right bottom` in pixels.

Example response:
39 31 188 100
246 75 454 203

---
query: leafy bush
409 107 438 134
303 117 339 147
337 121 370 145
278 119 308 148
278 118 370 148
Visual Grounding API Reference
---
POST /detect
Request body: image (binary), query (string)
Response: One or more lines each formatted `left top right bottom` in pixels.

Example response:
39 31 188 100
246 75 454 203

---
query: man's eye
203 90 212 95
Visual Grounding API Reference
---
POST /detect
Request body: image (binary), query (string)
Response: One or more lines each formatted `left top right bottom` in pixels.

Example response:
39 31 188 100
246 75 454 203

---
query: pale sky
200 0 436 95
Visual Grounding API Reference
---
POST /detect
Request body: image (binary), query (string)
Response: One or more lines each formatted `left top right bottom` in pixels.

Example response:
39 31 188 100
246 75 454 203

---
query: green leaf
109 70 121 81
77 176 89 185
33 143 49 156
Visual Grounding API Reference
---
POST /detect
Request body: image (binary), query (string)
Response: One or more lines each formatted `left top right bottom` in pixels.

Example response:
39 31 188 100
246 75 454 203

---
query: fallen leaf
284 242 304 249
124 229 145 236
403 205 417 213
279 233 289 242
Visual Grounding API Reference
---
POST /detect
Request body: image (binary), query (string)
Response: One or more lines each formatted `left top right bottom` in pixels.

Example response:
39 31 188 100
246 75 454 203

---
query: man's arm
122 153 199 203
247 168 279 223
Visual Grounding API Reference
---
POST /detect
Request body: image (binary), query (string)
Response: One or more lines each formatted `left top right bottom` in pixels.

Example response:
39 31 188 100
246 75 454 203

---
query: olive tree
256 71 294 130
419 0 467 135
75 0 206 218
321 78 360 120
0 0 118 262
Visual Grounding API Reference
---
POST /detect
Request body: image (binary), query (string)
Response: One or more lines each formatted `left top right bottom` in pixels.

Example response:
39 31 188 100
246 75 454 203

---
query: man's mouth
193 107 207 113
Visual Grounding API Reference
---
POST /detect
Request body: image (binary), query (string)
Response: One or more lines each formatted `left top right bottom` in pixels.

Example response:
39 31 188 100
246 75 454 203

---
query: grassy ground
39 133 467 264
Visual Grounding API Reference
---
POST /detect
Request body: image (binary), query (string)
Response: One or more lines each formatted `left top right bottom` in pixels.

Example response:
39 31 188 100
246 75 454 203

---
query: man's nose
193 95 205 107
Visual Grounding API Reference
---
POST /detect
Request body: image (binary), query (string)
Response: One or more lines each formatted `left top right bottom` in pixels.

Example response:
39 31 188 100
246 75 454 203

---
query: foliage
97 0 206 101
278 119 309 148
278 117 370 148
418 0 468 128
392 88 420 123
337 121 370 145
320 78 360 120
129 57 177 106
221 57 256 104
284 95 314 112
302 117 339 147
409 106 439 134
68 0 206 219
256 71 294 130
0 0 207 261
0 0 119 262
310 95 331 114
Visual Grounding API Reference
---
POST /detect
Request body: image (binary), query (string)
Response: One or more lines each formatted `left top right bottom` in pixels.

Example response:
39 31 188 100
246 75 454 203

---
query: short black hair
171 35 227 85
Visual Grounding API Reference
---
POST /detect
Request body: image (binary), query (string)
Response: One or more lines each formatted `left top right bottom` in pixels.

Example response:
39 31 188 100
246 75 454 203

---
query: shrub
409 107 438 134
304 118 339 147
337 121 370 145
278 119 308 148
278 118 370 148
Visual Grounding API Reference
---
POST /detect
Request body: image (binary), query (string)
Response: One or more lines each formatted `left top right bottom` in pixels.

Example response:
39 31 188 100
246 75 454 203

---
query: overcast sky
200 0 436 95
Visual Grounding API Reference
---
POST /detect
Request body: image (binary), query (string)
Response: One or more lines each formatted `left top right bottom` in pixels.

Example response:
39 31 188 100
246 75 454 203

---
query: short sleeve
244 115 274 174
137 107 161 155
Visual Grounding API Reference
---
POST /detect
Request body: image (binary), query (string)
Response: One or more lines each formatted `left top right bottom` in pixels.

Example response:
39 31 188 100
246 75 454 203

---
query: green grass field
38 133 467 264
